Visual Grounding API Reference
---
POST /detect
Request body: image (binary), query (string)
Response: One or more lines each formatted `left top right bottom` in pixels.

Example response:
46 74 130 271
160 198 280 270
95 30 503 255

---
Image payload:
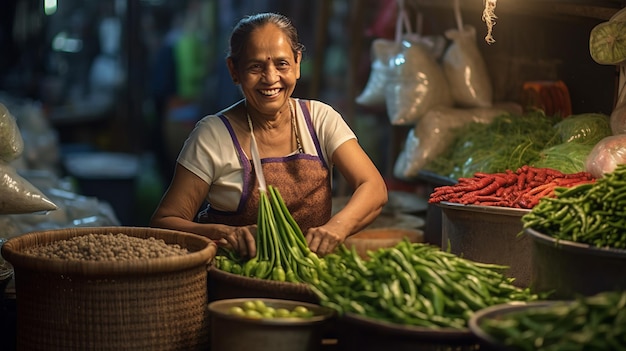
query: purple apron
198 100 332 232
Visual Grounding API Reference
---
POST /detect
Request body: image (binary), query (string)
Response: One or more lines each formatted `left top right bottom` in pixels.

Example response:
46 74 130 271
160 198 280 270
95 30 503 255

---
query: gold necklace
289 100 304 154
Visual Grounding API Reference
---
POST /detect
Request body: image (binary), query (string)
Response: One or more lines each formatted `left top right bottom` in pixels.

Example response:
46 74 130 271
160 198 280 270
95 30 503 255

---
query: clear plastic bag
356 34 446 108
0 163 58 215
356 39 401 107
385 40 453 125
442 25 493 108
585 134 626 178
0 103 24 163
393 106 510 180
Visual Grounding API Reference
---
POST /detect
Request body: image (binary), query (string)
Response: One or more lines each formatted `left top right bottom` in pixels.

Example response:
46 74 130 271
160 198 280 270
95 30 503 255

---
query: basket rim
342 312 476 342
208 265 315 294
1 226 217 276
468 301 558 350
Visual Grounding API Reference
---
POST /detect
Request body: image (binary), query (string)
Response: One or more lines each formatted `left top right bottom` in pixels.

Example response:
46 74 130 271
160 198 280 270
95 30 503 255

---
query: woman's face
229 23 301 116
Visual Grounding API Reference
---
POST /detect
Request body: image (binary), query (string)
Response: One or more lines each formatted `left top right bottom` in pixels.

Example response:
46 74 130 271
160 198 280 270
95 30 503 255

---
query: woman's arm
150 163 256 257
305 139 388 255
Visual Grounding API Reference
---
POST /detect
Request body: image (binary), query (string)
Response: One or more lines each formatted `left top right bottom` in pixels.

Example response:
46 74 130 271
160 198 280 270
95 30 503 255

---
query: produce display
522 164 626 249
226 299 315 319
23 232 189 260
476 291 626 350
424 112 560 180
428 166 595 208
424 111 611 180
213 185 324 284
308 240 538 329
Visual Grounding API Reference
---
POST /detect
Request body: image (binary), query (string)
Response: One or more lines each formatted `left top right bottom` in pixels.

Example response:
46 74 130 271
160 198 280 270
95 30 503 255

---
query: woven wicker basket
208 266 318 304
1 226 217 351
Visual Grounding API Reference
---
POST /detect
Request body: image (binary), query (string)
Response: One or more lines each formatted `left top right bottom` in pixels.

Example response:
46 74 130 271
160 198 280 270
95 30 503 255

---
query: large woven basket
1 226 217 351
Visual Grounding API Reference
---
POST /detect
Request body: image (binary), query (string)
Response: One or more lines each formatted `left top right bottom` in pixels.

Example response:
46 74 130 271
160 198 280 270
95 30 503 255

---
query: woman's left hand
305 225 347 256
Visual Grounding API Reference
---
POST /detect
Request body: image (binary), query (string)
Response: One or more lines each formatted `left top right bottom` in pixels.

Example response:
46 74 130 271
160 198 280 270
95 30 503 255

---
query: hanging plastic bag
357 7 446 108
393 105 509 180
385 4 452 125
355 38 401 107
0 103 24 163
385 39 453 125
442 25 493 107
442 0 493 108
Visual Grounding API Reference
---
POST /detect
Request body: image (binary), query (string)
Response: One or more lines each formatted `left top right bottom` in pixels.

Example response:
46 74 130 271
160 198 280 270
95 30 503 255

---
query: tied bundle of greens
214 185 324 283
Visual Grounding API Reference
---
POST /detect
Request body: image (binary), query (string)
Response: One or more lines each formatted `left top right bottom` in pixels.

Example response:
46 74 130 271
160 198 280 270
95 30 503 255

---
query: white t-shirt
177 98 356 211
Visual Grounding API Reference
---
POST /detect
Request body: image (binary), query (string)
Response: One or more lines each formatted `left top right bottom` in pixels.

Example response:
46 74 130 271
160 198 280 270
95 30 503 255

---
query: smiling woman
150 12 388 258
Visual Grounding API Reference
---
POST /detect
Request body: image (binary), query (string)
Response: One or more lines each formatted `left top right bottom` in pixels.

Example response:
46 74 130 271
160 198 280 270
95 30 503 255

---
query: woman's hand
215 224 257 258
305 223 348 256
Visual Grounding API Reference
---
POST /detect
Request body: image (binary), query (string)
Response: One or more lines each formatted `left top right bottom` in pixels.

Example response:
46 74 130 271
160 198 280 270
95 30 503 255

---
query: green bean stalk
214 185 324 284
521 163 626 249
479 291 626 350
308 240 539 329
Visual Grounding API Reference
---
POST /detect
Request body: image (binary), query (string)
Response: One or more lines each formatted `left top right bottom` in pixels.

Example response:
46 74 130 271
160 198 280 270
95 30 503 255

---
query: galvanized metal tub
526 227 626 299
439 202 531 287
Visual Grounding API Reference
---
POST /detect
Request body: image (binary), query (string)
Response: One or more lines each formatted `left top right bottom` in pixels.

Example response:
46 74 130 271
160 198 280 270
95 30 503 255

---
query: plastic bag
15 102 61 171
0 103 24 163
585 134 626 178
393 106 509 180
356 39 401 107
442 25 493 108
356 34 447 109
0 163 58 214
385 40 453 125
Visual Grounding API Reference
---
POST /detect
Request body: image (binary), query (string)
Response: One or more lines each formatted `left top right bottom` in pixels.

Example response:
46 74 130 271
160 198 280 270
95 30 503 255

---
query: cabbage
553 113 612 145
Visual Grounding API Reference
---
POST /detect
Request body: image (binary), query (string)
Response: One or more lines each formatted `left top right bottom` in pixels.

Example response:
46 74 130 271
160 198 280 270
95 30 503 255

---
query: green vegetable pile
425 111 562 179
213 185 324 283
479 290 626 350
309 240 538 329
533 113 612 174
522 164 626 249
552 113 611 146
424 112 611 180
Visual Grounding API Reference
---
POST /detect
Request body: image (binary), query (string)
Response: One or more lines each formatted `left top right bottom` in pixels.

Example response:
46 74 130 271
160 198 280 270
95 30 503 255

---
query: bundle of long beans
214 185 324 284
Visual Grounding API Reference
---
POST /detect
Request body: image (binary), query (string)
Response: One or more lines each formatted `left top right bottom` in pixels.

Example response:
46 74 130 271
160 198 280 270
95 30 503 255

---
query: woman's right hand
213 224 257 258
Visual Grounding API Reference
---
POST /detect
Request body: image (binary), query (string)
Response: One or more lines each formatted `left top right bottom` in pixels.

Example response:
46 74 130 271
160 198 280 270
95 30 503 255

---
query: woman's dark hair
227 12 305 66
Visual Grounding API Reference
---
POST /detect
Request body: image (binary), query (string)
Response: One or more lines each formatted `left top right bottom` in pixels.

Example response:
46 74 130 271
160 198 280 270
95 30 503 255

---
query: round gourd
589 20 626 65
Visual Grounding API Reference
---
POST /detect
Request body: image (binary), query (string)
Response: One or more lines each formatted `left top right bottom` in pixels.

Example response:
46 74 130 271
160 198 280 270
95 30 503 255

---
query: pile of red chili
428 166 596 209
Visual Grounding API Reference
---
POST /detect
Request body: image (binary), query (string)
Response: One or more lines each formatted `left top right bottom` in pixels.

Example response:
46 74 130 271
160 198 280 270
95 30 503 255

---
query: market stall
1 0 626 350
